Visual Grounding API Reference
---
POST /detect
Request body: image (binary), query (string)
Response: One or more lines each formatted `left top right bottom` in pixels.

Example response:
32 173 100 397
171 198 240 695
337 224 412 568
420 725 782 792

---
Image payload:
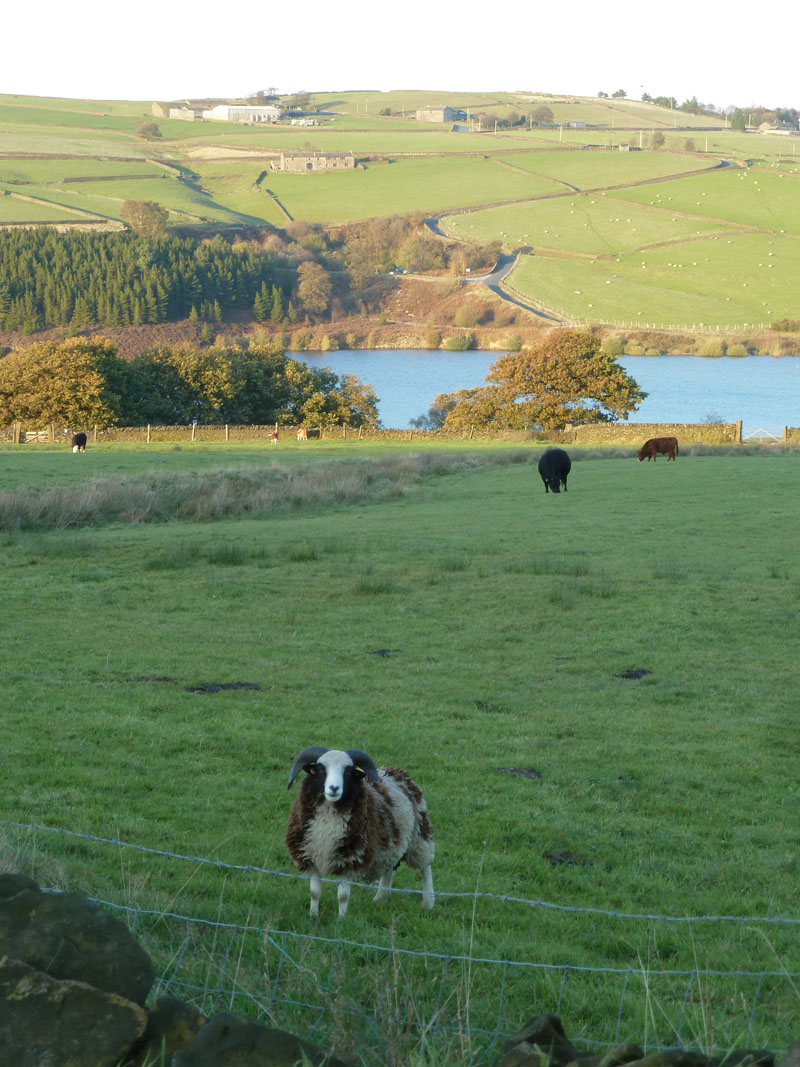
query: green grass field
506 230 800 328
221 157 559 225
615 168 800 235
0 192 83 222
1 441 798 1064
442 193 725 255
494 150 710 188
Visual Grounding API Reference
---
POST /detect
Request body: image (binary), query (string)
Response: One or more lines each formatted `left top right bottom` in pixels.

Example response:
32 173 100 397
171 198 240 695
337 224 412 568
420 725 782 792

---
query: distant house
618 144 642 151
271 151 356 173
416 106 464 124
757 121 798 136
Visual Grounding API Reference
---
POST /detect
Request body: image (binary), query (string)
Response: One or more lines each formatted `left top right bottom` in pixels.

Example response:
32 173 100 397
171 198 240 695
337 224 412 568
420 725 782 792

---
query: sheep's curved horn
288 746 329 789
345 749 379 784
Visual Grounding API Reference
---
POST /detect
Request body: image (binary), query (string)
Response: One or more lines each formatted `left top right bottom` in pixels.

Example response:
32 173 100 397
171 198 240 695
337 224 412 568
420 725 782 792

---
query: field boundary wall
4 421 798 445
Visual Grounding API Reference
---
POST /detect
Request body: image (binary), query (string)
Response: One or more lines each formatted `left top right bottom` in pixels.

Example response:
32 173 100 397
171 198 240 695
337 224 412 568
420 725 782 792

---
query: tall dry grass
0 452 533 532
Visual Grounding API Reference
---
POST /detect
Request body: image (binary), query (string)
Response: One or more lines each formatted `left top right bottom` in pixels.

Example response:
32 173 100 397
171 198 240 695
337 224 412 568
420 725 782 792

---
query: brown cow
270 430 279 444
638 436 679 462
296 427 308 441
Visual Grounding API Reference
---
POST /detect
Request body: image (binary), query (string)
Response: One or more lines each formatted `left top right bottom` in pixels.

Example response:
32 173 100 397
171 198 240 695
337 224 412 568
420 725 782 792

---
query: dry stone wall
1 875 798 1067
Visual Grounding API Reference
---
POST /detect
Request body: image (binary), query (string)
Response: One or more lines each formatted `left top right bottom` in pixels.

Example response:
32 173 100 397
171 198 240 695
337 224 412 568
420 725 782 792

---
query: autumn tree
0 337 127 426
395 230 446 273
121 200 169 237
439 330 646 430
531 106 554 125
136 121 161 139
296 261 332 317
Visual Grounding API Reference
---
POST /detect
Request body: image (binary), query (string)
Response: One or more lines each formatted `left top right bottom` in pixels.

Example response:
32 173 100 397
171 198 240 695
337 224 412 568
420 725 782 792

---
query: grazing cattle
538 448 571 494
296 428 308 441
638 436 678 462
270 430 279 444
71 432 87 453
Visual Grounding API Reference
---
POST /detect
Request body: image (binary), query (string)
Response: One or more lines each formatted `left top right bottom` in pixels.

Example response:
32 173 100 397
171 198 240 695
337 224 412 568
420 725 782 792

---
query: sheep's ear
346 749 379 784
288 746 329 789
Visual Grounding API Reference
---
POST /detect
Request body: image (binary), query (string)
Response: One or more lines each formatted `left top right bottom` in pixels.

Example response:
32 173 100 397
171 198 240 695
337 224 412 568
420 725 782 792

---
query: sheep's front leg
421 865 435 909
373 872 394 902
337 880 351 917
309 873 322 917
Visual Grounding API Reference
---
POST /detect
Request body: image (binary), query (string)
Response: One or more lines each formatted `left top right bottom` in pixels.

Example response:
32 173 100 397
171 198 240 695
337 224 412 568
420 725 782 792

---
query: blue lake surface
294 350 800 434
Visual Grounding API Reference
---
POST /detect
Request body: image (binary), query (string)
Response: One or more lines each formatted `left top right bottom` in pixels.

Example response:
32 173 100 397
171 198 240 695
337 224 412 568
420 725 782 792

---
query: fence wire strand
2 818 797 1059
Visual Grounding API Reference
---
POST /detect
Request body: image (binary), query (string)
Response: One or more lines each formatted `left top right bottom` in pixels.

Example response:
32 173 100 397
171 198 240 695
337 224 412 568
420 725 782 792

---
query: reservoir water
295 350 800 435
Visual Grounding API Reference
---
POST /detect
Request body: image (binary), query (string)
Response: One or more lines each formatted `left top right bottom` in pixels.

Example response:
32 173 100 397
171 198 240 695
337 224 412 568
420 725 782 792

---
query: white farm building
204 104 283 123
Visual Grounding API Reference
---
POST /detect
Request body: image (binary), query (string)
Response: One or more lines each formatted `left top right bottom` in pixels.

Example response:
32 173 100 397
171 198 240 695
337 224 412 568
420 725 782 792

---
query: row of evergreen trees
0 229 284 333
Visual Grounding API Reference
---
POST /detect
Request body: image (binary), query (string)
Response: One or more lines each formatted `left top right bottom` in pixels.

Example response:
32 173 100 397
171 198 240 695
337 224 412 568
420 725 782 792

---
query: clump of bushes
443 332 476 351
695 337 726 357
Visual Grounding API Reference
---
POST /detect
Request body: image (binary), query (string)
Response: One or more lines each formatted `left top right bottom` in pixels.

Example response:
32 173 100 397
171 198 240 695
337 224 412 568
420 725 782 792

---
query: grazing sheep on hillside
285 746 435 917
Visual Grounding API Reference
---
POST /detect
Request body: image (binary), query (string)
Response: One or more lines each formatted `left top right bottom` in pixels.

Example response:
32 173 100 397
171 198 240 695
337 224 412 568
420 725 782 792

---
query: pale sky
5 0 796 112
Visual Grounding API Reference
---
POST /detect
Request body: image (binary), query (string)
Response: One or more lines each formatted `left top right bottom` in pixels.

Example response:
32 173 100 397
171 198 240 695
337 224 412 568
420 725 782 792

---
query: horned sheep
285 746 435 917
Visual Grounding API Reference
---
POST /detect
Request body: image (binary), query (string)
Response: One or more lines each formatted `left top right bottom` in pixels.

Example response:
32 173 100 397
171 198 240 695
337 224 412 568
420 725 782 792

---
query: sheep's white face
317 750 356 803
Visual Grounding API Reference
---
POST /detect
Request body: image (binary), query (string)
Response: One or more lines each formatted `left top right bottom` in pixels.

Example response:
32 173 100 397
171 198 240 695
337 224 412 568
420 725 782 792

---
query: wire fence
2 818 798 1064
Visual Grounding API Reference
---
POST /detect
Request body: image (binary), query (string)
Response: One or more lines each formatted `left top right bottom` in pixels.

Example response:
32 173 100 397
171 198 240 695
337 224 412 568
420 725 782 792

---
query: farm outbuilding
204 104 283 123
415 106 464 123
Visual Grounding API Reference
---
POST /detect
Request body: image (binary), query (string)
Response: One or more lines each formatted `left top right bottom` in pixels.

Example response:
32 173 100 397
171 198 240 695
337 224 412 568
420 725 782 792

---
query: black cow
71 432 87 453
538 448 571 493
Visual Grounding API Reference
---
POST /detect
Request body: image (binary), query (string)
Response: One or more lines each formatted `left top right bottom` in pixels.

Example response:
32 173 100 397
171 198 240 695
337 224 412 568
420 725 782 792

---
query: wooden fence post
225 424 229 442
735 419 742 444
49 423 55 443
191 423 196 442
93 425 98 443
13 422 21 445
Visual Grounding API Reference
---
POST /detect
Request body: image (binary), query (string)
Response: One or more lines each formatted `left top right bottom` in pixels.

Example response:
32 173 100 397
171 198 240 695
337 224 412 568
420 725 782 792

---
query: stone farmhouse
415 106 465 123
757 121 799 136
271 151 356 173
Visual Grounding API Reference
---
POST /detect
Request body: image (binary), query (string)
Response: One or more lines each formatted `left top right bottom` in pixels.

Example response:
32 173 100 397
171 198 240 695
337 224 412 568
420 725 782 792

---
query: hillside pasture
0 444 798 1063
0 192 86 222
0 102 151 134
0 94 152 116
177 125 532 155
495 149 718 189
442 193 725 255
236 156 559 224
0 177 253 225
505 231 800 327
0 124 147 157
615 167 800 235
0 158 171 183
